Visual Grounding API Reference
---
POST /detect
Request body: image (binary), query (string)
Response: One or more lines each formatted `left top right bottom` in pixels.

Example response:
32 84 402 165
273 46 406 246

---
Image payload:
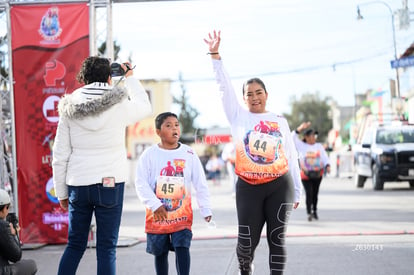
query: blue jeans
58 183 124 275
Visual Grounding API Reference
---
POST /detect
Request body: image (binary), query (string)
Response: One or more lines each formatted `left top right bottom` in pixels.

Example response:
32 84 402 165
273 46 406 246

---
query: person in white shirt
221 137 237 192
292 122 331 221
52 56 152 275
205 153 224 185
135 112 212 275
204 30 302 275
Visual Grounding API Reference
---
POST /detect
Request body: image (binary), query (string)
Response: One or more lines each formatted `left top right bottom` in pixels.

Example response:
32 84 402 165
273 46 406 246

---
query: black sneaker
312 212 318 220
238 264 254 275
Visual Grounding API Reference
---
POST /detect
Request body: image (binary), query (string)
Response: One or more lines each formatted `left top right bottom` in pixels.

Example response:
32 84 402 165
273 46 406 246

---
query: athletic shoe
307 214 312 221
313 212 319 220
238 263 254 275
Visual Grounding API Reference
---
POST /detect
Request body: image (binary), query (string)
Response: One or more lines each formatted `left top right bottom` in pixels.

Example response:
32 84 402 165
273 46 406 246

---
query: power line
177 50 394 83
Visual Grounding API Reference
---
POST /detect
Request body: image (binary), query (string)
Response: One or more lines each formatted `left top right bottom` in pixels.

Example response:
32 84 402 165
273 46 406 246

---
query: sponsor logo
43 95 60 123
44 60 66 87
38 7 62 44
45 177 59 204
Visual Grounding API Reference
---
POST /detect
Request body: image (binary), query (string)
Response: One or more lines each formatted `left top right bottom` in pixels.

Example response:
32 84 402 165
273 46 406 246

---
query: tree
97 40 121 60
283 92 333 142
173 72 199 136
0 34 8 80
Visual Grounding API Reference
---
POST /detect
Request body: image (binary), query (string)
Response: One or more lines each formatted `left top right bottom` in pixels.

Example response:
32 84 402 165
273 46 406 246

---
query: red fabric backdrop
11 3 89 244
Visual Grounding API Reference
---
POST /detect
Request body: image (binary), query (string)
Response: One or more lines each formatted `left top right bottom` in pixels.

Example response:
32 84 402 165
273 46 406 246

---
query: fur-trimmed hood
57 82 128 131
58 82 127 120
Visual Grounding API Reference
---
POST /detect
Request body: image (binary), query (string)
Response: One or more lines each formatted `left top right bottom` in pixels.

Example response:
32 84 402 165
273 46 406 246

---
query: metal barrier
329 151 354 178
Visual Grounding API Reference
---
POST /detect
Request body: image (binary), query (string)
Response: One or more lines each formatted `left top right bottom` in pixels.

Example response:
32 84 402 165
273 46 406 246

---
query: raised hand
297 121 311 132
203 30 221 53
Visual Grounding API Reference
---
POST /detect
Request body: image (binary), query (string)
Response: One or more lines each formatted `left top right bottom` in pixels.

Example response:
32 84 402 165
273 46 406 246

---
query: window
376 128 414 144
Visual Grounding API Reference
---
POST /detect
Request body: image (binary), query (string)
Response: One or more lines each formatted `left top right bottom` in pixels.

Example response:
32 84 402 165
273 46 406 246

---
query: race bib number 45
248 131 279 160
156 176 185 200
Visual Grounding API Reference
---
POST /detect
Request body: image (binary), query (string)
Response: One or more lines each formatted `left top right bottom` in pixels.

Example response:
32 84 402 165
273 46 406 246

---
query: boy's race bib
156 175 185 200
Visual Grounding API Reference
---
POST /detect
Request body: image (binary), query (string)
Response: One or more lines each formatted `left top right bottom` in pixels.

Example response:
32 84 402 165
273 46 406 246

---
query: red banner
11 3 89 244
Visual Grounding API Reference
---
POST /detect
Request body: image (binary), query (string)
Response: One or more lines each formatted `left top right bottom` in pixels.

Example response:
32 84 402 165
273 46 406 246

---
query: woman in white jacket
52 57 151 275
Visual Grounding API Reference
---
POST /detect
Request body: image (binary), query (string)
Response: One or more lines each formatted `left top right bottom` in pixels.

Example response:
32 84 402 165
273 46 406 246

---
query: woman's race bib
248 131 279 161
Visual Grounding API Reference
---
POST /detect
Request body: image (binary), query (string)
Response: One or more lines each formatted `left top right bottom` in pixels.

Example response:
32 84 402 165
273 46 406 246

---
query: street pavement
22 175 414 275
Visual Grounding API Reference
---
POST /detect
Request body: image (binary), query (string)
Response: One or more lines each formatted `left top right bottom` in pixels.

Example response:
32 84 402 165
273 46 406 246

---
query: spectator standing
205 153 224 185
52 57 152 275
221 137 237 193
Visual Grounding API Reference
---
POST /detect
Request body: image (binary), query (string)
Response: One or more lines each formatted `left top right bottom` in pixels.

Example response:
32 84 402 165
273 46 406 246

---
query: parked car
353 123 414 190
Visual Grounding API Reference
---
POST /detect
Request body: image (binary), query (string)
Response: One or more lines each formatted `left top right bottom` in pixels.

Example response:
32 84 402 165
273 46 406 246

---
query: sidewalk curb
131 230 414 243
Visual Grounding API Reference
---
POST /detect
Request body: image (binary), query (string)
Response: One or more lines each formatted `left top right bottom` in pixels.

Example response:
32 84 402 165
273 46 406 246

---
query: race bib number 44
248 131 279 160
156 176 185 200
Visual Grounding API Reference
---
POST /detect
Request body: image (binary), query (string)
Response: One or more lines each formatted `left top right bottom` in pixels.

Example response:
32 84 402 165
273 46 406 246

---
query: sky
111 0 414 128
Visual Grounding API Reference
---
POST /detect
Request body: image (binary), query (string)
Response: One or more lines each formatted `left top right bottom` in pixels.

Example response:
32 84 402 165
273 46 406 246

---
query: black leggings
236 173 294 275
302 177 322 214
154 247 190 275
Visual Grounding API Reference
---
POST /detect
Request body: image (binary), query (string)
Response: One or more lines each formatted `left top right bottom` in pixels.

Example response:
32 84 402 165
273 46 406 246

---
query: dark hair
76 56 111 84
155 112 178 130
242 78 267 95
303 129 318 143
304 129 318 136
0 204 9 211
